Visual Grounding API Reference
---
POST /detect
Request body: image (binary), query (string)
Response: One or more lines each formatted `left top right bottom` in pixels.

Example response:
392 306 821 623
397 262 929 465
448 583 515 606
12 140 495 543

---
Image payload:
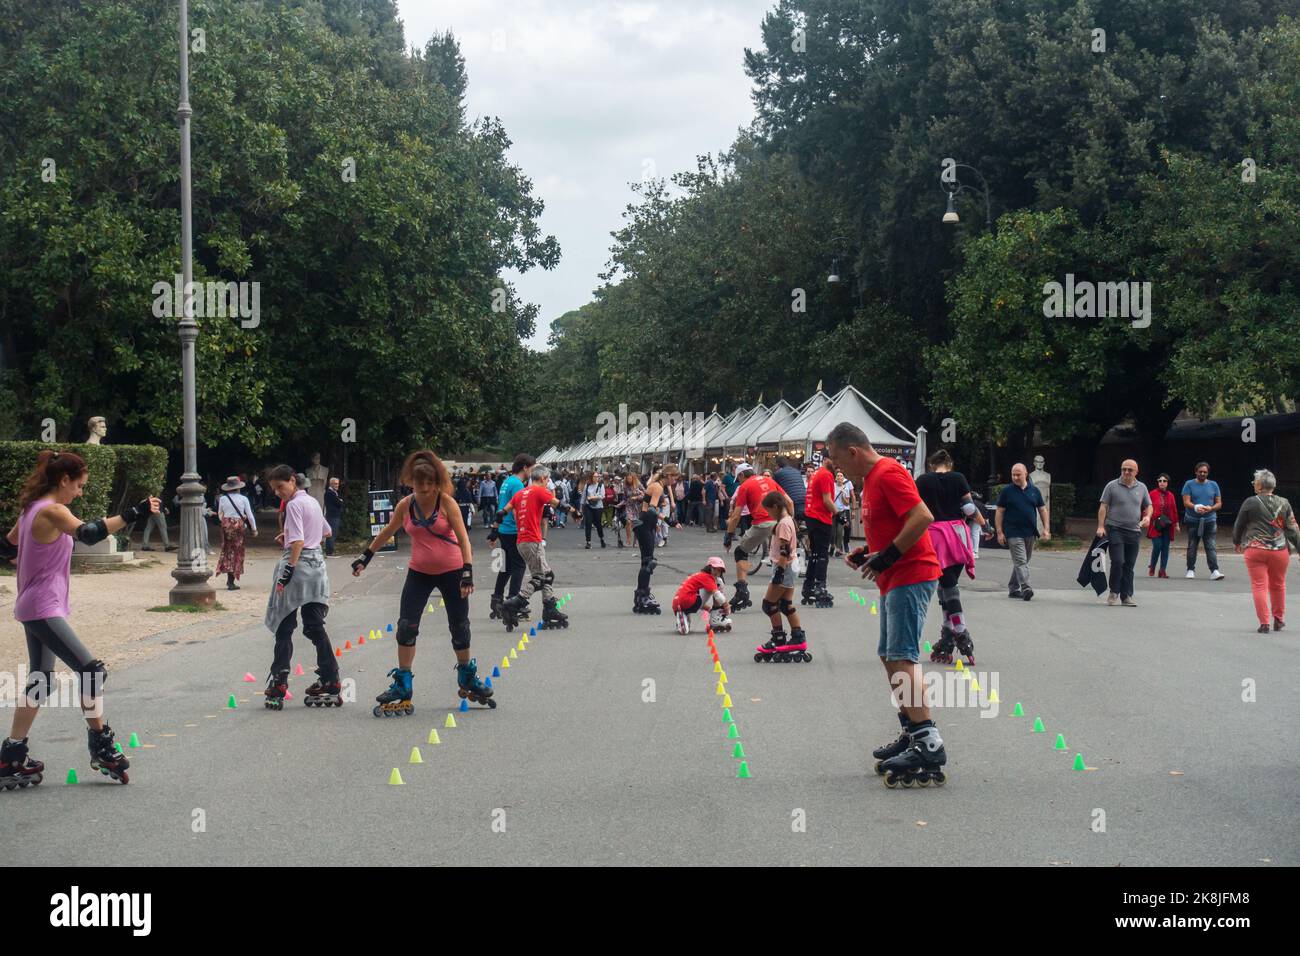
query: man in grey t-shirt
1097 459 1152 606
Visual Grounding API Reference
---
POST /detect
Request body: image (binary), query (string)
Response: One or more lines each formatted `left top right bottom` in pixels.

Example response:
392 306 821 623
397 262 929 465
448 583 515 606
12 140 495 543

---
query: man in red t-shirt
723 464 793 611
827 422 947 787
499 467 572 629
802 460 837 607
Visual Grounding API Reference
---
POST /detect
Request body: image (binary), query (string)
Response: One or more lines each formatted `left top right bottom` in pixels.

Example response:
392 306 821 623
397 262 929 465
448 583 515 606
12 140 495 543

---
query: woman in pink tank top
1 449 160 790
350 450 486 715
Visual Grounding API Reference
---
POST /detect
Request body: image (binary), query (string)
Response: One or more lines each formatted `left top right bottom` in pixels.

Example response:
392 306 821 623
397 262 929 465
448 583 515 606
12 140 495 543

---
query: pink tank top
403 496 462 576
14 498 74 622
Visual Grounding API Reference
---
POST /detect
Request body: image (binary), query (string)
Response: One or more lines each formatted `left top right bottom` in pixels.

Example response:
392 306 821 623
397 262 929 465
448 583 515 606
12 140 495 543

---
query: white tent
745 399 796 448
713 402 770 453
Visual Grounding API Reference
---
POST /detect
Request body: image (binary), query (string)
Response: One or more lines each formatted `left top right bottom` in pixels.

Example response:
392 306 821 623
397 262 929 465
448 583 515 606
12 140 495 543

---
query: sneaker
1258 624 1271 634
1021 589 1033 601
1158 570 1168 579
1121 595 1137 607
1148 566 1155 577
1210 569 1225 581
674 610 690 635
585 542 591 550
1008 590 1023 599
1185 569 1195 578
1107 592 1119 606
1274 618 1285 632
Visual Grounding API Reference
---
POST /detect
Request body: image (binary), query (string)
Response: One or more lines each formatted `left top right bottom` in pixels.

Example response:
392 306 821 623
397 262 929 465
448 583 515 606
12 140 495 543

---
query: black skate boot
489 592 504 621
641 590 662 615
755 627 787 663
304 671 343 708
456 658 497 709
872 711 912 774
541 597 569 629
800 585 817 606
0 737 44 791
930 625 956 664
784 627 812 663
953 628 975 666
632 588 648 614
501 594 528 632
813 585 834 608
373 667 414 717
731 579 752 612
87 725 130 784
263 670 289 710
880 722 947 788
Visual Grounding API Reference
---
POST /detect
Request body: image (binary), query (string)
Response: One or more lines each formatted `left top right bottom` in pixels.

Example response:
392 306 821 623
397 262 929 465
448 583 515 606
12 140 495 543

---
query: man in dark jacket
323 478 343 556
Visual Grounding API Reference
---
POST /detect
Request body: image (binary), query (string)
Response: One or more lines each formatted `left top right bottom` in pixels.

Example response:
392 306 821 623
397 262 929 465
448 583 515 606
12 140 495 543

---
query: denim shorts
877 579 938 662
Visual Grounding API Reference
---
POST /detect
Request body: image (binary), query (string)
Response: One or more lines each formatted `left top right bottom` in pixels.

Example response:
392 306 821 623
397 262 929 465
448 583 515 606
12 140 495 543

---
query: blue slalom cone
459 698 469 713
484 677 493 689
492 665 501 678
386 623 393 632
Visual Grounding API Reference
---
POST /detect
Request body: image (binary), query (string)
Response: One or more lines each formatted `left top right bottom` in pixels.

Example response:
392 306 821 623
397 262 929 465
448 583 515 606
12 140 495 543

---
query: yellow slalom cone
719 671 727 684
955 659 964 672
970 678 980 692
517 639 525 651
501 655 510 669
409 747 423 764
989 689 1000 703
444 713 457 728
714 660 722 673
715 680 725 696
427 729 441 745
510 648 518 659
388 768 404 786
722 693 733 708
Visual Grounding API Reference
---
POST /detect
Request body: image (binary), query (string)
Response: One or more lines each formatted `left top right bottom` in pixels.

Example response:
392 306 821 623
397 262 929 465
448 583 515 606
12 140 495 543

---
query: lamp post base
169 566 216 607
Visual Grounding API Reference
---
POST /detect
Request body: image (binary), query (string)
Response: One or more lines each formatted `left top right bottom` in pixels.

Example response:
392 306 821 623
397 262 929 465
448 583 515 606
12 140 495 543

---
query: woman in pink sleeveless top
350 450 484 715
1 450 159 790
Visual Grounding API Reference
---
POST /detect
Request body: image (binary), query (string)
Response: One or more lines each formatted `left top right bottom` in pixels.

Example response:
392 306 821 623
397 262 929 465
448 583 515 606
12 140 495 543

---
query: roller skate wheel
883 774 900 789
932 771 947 786
372 705 383 717
874 760 885 775
458 689 469 698
753 652 764 662
802 652 813 662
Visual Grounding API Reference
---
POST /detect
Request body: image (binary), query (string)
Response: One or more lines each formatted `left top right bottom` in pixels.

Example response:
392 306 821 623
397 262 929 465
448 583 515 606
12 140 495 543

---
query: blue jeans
1148 533 1171 570
1186 518 1219 571
877 579 938 663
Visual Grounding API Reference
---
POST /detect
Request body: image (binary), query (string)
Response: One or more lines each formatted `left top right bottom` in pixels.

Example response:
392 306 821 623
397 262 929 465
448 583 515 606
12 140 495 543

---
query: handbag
1154 515 1172 532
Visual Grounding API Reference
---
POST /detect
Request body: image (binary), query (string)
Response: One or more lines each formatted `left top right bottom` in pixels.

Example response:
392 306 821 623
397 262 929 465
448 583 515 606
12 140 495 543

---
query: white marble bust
305 452 328 508
86 416 107 444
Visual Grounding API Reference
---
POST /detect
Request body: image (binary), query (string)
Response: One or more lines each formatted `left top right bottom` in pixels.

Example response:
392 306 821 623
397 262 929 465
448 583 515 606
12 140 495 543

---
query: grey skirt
265 548 330 631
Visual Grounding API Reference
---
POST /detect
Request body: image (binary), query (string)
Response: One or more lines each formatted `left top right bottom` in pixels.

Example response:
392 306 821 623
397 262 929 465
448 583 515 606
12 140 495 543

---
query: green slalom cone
1032 717 1045 733
65 768 78 784
732 742 745 759
1053 733 1067 751
1072 753 1086 771
722 708 733 723
113 742 123 754
727 723 739 739
128 732 140 748
227 694 237 709
1011 702 1025 717
923 641 932 653
736 761 751 779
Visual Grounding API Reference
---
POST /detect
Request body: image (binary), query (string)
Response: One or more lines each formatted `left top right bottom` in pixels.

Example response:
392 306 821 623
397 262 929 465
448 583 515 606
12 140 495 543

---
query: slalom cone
1054 733 1067 751
722 693 733 708
501 656 510 669
870 601 877 615
386 623 394 632
66 768 78 785
335 648 342 657
722 708 733 723
243 672 256 682
510 648 518 659
409 747 423 764
923 641 932 653
128 732 141 749
736 762 751 779
732 743 745 759
444 713 456 728
727 724 739 739
715 681 725 696
227 694 237 709
459 699 469 713
714 660 722 673
1072 753 1086 771
296 664 305 676
358 635 365 645
719 671 727 684
970 678 980 692
427 603 433 613
517 639 525 651
1032 717 1045 733
955 659 964 672
1011 702 1024 716
344 640 351 650
988 689 999 703
492 666 501 677
388 768 404 785
427 729 441 745
484 677 493 689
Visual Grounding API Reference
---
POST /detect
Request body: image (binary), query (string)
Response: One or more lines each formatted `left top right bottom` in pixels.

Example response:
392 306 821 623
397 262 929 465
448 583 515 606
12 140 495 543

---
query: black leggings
635 516 658 590
493 532 526 598
804 517 833 592
273 602 337 680
22 617 102 707
583 505 606 543
399 568 471 650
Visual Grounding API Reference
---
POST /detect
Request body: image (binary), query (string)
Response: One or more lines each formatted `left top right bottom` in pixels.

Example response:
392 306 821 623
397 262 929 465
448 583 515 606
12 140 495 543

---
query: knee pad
641 556 657 574
80 659 108 701
778 597 795 615
530 573 545 592
761 598 779 616
449 617 471 651
396 618 419 646
734 546 749 564
24 671 51 706
938 585 960 606
543 569 555 586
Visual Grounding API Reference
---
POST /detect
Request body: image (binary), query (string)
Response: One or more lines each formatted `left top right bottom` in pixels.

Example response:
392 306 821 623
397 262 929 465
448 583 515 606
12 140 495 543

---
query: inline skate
754 627 812 663
373 667 414 717
930 625 956 664
263 670 289 710
873 712 911 774
730 579 752 612
540 597 569 629
456 658 497 709
500 594 528 632
304 671 343 708
675 609 691 634
953 628 975 666
489 592 504 621
633 588 662 615
88 725 130 784
880 723 947 788
708 608 733 633
813 585 834 609
0 737 43 790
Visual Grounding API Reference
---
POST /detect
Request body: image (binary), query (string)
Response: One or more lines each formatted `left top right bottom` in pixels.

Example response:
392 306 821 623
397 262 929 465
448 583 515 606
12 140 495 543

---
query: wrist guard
277 563 296 588
351 548 374 574
723 531 734 548
847 546 869 567
121 498 153 524
866 543 903 572
460 564 473 588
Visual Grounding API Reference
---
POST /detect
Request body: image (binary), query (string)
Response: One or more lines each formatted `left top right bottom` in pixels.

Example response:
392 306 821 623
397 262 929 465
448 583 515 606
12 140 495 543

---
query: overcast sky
394 0 770 348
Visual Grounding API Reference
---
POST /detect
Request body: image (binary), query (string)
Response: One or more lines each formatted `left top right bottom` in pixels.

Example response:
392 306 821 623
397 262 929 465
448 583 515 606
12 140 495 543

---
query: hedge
0 441 117 531
341 478 370 540
109 444 169 514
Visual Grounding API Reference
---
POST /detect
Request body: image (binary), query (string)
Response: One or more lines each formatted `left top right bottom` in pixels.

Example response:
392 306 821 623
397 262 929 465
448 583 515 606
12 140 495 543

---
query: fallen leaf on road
1169 770 1184 776
916 821 927 827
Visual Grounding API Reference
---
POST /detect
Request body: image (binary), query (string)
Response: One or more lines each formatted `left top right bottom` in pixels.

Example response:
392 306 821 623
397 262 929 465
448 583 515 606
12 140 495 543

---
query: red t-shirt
510 484 553 544
673 571 719 612
805 467 835 524
862 456 940 595
734 475 781 523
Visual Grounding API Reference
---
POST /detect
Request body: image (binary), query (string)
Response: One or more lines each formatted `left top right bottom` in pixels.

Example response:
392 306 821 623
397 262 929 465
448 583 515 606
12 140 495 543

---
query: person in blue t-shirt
490 454 534 621
1181 461 1224 579
995 463 1050 600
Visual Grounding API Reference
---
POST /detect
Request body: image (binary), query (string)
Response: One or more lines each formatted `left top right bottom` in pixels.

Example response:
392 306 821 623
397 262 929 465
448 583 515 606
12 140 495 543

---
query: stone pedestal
72 536 135 567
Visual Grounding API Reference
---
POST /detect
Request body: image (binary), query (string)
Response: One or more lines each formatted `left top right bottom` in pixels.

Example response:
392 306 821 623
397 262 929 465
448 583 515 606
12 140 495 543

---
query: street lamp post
940 163 993 232
169 0 215 607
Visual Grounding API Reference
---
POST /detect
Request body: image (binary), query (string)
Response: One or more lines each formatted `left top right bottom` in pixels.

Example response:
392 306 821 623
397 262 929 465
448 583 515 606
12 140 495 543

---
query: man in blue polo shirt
1181 461 1224 580
995 462 1051 600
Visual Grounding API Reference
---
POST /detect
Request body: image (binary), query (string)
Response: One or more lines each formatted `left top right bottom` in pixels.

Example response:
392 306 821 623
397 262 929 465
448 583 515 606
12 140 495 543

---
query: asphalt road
3 524 1295 866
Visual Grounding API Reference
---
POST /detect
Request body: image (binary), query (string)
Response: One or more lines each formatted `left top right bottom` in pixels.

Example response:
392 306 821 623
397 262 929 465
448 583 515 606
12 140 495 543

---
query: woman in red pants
1232 469 1300 633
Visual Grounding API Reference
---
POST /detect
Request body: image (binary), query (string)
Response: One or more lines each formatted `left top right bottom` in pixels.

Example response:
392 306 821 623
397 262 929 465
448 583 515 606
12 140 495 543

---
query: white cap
734 461 752 478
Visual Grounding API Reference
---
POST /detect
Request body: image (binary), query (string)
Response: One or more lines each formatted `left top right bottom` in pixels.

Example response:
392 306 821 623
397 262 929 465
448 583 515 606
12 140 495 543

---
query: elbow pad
75 519 110 545
961 501 978 517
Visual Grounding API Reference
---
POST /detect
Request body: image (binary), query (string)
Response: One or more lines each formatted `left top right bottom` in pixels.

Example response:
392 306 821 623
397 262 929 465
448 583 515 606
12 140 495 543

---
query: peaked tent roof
782 385 915 446
712 403 770 450
756 389 832 445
